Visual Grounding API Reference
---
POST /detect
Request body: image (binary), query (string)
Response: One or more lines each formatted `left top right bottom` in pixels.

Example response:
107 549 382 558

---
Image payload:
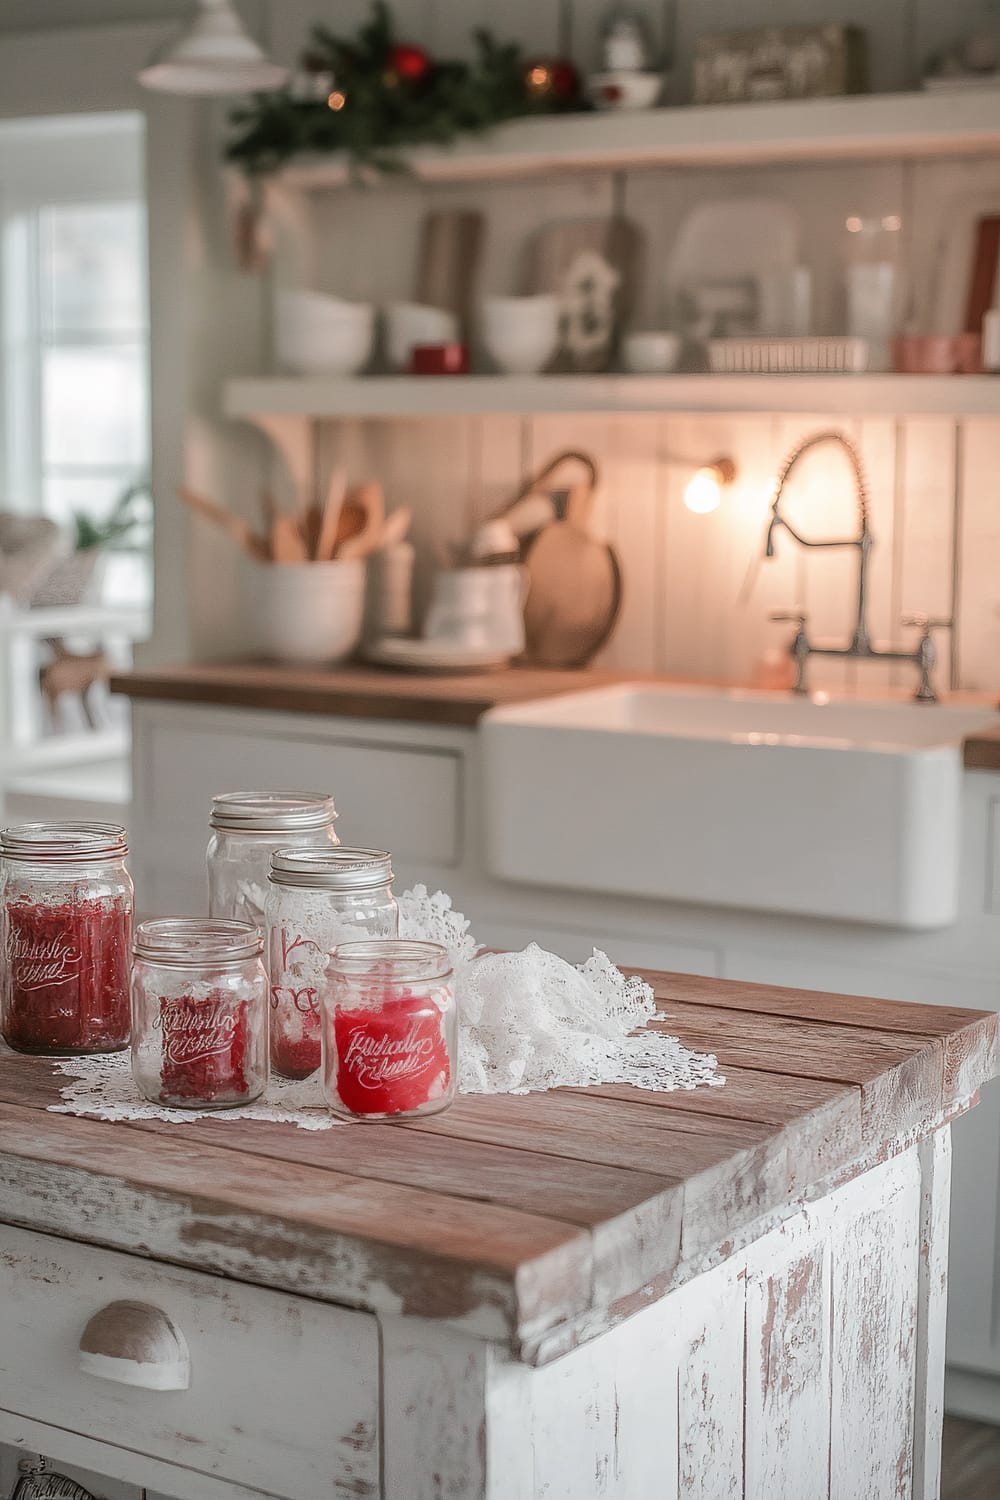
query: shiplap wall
261 131 1000 693
313 408 1000 693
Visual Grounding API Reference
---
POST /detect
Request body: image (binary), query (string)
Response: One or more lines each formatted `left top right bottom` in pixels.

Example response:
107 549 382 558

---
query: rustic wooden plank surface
644 969 1000 1110
964 724 1000 770
0 969 995 1358
109 662 623 727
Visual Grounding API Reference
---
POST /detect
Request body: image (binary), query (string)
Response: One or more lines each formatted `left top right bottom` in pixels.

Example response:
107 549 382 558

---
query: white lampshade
139 0 289 96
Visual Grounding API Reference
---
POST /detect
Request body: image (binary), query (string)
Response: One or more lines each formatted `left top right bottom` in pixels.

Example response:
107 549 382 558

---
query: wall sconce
683 458 737 515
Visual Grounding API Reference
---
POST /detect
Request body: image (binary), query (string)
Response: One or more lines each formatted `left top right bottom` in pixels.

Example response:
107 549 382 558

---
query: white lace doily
48 886 723 1127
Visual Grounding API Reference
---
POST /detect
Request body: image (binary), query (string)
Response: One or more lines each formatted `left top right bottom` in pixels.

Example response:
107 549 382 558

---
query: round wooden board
522 521 623 668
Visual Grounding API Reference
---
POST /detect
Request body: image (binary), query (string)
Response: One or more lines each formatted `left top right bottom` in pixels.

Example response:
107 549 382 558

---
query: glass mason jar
207 791 338 926
0 822 133 1056
265 848 398 1079
131 918 268 1110
321 939 456 1122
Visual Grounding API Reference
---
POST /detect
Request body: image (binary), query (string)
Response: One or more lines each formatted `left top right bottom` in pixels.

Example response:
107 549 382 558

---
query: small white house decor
694 24 868 105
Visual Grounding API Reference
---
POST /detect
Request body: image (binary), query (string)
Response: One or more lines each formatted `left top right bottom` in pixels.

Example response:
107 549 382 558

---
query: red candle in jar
323 941 457 1121
334 988 451 1115
156 993 252 1104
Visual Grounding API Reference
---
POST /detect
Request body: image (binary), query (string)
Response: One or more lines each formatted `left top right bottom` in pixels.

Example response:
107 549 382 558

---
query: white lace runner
48 886 723 1128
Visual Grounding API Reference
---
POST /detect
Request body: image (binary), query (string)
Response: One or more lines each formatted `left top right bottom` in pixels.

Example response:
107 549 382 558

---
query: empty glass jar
0 822 133 1056
265 848 398 1078
321 939 456 1122
207 791 338 926
131 918 268 1109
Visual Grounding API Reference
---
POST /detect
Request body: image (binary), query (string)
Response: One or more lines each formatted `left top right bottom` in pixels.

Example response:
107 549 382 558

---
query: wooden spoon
316 469 348 561
178 487 270 562
271 512 309 563
337 482 386 560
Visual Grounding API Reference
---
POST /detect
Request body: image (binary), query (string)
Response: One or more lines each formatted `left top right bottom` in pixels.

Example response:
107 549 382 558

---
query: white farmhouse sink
481 685 1000 929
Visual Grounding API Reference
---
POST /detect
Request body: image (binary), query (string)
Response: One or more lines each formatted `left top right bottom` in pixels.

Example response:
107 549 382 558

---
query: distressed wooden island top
0 971 996 1367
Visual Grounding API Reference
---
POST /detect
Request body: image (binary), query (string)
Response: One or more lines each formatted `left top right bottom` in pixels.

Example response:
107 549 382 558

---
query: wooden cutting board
522 521 623 668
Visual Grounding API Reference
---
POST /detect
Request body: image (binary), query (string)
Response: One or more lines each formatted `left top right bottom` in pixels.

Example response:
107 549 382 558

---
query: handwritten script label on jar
5 926 80 990
155 998 242 1066
269 927 323 1078
334 993 451 1115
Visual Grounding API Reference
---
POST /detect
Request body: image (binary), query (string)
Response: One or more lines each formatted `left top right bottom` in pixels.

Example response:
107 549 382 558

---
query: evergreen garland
226 2 584 177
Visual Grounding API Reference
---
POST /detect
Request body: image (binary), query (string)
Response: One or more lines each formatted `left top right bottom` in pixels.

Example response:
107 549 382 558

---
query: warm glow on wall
683 458 736 515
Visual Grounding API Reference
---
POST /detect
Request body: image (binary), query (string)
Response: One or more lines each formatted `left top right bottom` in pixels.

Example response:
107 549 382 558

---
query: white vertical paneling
957 418 1000 692
594 415 661 672
897 415 957 689
744 1239 832 1500
375 416 476 621
912 1129 952 1500
829 1149 920 1499
658 414 737 681
468 414 529 531
676 1258 745 1499
527 1292 681 1498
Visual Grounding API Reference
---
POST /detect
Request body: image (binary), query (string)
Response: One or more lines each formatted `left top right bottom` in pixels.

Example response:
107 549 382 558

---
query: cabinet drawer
0 1226 378 1499
146 720 460 864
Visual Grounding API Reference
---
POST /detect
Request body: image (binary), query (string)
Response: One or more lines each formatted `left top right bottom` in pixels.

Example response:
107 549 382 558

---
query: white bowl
276 291 375 375
587 70 663 110
254 558 367 664
622 330 682 374
480 294 560 375
385 302 459 372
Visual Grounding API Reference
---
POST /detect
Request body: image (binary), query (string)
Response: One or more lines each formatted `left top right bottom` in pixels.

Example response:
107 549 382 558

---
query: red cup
410 342 470 375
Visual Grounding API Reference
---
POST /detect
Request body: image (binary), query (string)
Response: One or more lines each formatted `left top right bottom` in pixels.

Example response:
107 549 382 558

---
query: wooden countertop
110 662 622 728
964 725 1000 771
0 971 994 1365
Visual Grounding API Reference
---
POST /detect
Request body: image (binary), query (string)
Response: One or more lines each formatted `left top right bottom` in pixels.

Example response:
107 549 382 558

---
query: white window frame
0 111 149 522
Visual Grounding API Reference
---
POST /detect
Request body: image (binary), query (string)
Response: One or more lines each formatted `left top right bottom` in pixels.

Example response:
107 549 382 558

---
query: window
0 113 151 606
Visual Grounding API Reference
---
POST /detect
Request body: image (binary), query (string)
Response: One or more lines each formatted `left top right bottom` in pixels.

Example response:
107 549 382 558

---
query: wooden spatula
316 468 348 561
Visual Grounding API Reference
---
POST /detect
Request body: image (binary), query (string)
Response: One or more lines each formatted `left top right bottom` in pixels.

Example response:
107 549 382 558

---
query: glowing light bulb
684 466 723 514
327 89 347 110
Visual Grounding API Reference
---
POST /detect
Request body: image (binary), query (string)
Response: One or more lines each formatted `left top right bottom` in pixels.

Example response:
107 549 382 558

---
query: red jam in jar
322 940 456 1122
0 823 133 1056
131 919 269 1111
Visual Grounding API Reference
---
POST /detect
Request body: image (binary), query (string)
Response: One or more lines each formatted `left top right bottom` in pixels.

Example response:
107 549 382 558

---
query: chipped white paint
0 1225 379 1499
0 1134 956 1498
913 1130 953 1500
378 1141 949 1500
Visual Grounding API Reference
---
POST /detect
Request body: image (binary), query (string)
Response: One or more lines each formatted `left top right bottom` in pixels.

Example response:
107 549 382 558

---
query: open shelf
274 89 1000 189
224 373 1000 421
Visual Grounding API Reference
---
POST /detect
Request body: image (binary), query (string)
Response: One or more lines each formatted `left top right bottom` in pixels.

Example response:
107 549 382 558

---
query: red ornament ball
387 42 432 83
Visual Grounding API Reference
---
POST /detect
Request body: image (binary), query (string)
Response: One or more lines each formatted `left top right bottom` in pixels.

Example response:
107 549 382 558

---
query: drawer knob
79 1299 190 1390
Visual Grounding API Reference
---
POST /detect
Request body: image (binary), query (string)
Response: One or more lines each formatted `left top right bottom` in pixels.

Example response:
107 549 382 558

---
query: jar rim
328 938 452 982
1 820 128 863
269 846 393 891
134 917 262 964
210 791 336 834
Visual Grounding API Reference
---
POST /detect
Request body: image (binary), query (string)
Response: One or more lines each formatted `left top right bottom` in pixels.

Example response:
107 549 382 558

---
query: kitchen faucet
763 429 949 702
